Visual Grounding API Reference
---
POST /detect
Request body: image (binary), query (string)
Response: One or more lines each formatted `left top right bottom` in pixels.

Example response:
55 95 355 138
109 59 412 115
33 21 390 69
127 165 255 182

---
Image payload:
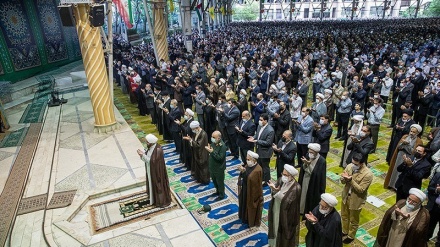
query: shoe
215 196 225 201
334 136 341 139
262 182 268 187
343 237 354 244
211 192 219 197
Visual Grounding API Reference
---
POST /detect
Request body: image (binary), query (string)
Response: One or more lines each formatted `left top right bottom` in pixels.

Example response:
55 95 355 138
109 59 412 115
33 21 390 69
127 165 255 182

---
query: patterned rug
47 190 77 210
89 191 179 234
18 100 47 124
163 144 270 247
17 194 48 216
113 88 435 247
0 123 42 247
0 127 28 148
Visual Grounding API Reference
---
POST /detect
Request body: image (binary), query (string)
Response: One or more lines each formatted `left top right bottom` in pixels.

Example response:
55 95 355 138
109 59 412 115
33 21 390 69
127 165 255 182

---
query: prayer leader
137 134 172 207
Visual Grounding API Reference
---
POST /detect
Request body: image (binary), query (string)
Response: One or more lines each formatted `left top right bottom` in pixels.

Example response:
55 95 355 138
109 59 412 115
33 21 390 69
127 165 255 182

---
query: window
312 8 321 18
276 9 282 19
304 8 309 18
370 6 383 17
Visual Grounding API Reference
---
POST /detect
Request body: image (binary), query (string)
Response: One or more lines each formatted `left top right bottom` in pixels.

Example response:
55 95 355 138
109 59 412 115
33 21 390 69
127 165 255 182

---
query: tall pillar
153 0 170 61
227 0 232 23
201 0 207 37
181 0 193 51
213 0 218 29
73 4 117 133
259 0 263 21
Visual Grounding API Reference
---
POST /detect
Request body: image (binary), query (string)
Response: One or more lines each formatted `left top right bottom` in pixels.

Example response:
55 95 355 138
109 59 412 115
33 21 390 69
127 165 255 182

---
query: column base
94 121 121 134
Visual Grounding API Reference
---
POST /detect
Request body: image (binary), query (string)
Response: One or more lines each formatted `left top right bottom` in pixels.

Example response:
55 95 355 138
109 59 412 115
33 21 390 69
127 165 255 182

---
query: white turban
324 89 332 94
219 78 226 83
145 134 158 144
190 121 200 129
409 188 426 202
128 66 133 71
284 164 298 176
410 124 422 133
321 193 338 207
186 109 194 116
308 143 321 152
316 93 324 99
240 89 247 96
352 115 364 121
247 150 259 160
354 57 359 61
122 65 127 68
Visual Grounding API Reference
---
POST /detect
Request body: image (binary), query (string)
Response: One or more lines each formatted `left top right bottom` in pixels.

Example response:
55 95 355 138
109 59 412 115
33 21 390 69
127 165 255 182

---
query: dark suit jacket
416 93 433 115
274 140 296 167
237 120 256 151
168 107 182 132
274 109 291 136
312 123 333 154
396 158 431 193
221 106 240 134
254 124 275 158
427 171 440 211
346 136 374 164
238 97 248 113
395 85 413 106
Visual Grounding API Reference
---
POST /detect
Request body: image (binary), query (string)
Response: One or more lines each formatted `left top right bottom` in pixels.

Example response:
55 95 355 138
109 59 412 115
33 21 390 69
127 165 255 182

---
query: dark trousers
337 112 350 138
227 132 239 157
239 147 249 164
198 113 205 130
380 95 389 109
312 83 320 101
415 113 427 134
297 143 309 167
258 157 271 182
428 206 440 244
396 186 409 203
211 172 225 198
369 124 380 152
391 103 400 126
172 131 182 153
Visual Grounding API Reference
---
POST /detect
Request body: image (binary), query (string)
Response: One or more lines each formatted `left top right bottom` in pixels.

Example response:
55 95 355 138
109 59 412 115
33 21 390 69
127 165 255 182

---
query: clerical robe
190 129 210 184
305 206 343 247
179 118 193 169
298 155 327 215
238 164 263 227
141 144 172 207
268 178 301 247
383 134 423 189
375 199 430 247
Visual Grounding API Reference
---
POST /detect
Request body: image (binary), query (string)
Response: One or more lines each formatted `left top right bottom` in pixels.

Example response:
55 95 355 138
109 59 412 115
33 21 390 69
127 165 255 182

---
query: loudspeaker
58 5 75 26
90 4 105 27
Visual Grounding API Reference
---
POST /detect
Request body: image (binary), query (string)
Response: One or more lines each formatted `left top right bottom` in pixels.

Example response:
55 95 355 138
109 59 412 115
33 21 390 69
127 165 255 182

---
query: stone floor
0 67 213 247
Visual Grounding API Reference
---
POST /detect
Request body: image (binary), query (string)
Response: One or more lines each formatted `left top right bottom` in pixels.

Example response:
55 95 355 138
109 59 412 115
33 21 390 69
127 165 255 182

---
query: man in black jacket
235 111 256 164
346 125 374 165
273 101 291 144
395 145 431 202
272 130 296 178
313 115 333 158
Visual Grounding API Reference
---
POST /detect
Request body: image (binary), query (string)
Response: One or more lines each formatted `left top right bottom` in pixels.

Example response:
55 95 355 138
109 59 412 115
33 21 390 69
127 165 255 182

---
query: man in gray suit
247 113 275 184
192 85 206 129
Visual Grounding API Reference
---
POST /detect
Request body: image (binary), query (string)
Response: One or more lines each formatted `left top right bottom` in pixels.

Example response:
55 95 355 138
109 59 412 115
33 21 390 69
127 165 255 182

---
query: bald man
206 131 228 200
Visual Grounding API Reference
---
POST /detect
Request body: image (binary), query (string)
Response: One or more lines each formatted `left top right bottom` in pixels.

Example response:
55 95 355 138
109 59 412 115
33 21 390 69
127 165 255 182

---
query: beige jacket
341 163 374 210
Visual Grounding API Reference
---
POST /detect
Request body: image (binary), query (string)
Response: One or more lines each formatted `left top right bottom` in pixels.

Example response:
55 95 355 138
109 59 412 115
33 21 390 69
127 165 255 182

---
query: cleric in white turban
299 142 327 217
375 187 430 247
238 150 264 228
268 164 302 247
304 192 343 247
185 108 194 117
190 120 200 129
410 124 422 134
137 134 171 207
308 143 321 153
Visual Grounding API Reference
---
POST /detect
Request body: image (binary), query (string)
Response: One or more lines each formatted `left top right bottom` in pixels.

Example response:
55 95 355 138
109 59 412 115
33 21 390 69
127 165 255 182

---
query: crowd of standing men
122 18 440 246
